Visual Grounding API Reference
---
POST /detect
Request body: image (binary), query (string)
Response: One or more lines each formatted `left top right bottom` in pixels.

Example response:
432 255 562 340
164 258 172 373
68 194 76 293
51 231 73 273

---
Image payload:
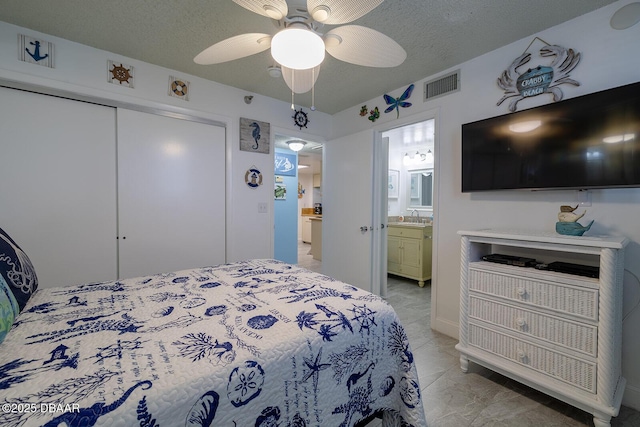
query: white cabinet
310 218 322 260
313 173 322 188
456 229 628 427
302 217 312 243
387 225 432 287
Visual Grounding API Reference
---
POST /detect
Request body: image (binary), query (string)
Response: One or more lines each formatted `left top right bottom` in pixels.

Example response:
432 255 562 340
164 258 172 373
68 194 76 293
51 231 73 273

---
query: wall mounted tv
462 81 640 192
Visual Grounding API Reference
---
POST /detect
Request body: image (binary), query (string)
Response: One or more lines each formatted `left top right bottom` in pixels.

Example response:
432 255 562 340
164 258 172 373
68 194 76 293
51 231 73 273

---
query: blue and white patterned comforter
0 259 426 427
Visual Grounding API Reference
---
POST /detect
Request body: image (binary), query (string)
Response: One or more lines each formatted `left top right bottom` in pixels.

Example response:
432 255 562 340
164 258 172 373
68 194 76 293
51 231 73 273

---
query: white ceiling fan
194 0 406 97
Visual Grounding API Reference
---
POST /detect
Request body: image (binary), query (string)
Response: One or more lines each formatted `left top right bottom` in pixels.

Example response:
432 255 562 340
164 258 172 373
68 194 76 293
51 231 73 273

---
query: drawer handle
516 287 527 297
516 318 526 328
517 349 527 362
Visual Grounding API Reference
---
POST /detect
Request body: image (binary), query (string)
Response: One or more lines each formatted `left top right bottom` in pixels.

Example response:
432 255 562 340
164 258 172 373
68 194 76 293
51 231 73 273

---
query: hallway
297 240 322 273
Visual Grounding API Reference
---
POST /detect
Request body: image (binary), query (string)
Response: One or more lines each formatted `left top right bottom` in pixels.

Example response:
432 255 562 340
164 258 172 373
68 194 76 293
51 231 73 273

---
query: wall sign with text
497 39 581 112
274 152 296 176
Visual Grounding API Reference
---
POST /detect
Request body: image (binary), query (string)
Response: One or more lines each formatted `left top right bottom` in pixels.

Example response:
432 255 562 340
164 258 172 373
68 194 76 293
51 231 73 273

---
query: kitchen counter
301 207 322 217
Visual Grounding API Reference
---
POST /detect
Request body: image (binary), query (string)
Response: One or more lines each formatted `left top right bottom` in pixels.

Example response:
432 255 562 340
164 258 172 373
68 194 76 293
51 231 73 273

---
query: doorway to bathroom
381 117 436 296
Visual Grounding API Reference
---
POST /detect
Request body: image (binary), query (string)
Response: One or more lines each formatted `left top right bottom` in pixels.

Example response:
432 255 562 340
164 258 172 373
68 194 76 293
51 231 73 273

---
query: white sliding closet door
117 109 226 279
0 87 118 288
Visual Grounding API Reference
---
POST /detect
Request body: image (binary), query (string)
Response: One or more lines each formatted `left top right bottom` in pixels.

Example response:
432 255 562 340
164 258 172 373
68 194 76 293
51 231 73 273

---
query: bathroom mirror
409 169 433 208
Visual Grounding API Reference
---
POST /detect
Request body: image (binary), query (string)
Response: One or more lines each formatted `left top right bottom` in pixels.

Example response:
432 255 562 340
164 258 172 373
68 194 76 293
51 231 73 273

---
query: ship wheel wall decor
107 60 134 88
292 108 309 129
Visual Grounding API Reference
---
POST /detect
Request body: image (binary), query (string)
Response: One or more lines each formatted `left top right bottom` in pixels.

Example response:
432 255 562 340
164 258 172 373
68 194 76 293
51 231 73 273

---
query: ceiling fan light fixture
271 25 325 70
263 5 284 20
311 5 331 22
288 140 307 152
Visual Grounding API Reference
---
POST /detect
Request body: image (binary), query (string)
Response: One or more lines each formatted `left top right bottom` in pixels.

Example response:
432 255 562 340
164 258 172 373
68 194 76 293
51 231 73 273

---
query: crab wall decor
497 39 581 112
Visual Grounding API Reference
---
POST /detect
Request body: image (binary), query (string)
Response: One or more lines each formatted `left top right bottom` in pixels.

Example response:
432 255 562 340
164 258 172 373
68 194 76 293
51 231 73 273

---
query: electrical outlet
258 202 268 213
577 190 591 207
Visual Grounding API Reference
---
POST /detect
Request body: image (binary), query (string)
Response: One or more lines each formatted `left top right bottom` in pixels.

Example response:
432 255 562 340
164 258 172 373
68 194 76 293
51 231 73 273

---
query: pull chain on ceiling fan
194 0 406 104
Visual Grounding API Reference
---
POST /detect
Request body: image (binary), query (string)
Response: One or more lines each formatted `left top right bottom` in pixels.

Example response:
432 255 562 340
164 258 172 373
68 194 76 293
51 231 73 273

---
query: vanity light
426 149 434 162
403 152 420 166
404 150 434 166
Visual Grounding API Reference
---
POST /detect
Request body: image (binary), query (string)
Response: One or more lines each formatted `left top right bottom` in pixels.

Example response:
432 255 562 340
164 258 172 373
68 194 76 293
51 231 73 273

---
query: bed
0 228 426 427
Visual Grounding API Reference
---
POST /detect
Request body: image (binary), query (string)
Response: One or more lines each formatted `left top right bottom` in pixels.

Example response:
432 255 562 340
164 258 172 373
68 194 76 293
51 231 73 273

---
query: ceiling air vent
424 70 460 101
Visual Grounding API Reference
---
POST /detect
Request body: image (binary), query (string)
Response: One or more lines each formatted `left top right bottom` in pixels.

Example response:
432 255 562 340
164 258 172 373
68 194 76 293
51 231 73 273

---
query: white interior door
0 87 117 288
117 109 226 278
372 136 389 297
322 130 382 292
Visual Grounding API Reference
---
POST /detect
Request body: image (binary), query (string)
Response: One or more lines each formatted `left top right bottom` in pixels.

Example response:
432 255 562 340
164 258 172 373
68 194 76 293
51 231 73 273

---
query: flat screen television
461 81 640 192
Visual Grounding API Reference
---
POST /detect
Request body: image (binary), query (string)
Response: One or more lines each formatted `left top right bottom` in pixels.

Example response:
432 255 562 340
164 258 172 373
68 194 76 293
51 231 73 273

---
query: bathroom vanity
387 223 432 287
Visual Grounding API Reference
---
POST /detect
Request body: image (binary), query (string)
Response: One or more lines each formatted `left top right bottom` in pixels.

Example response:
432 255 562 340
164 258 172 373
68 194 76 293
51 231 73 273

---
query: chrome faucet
410 209 419 223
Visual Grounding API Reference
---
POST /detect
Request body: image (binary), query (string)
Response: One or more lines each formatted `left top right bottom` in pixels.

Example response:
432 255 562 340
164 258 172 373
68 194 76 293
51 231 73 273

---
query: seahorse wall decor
555 205 593 236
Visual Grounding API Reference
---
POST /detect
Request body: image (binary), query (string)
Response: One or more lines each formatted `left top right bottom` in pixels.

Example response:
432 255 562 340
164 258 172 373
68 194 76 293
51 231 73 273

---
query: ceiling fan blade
307 0 383 24
194 33 272 65
324 25 406 67
233 0 288 20
282 65 321 94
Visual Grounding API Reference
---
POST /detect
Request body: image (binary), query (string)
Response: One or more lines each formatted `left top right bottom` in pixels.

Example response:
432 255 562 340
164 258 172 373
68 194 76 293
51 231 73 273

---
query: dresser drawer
469 295 597 357
469 322 596 393
387 226 425 239
469 266 599 321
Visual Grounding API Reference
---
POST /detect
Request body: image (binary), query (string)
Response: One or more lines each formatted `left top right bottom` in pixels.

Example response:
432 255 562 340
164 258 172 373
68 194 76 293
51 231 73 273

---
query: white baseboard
623 382 640 412
431 316 459 340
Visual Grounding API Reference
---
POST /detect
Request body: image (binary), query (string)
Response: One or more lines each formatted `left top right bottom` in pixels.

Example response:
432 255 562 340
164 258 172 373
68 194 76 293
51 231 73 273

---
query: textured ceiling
0 0 618 114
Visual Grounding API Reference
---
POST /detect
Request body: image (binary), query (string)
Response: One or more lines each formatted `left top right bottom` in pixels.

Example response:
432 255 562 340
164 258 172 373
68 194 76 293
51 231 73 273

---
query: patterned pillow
0 227 38 312
0 275 20 344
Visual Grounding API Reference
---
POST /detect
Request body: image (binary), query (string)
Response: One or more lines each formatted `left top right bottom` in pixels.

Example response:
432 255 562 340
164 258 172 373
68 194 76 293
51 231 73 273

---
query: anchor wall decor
18 34 54 68
497 37 581 112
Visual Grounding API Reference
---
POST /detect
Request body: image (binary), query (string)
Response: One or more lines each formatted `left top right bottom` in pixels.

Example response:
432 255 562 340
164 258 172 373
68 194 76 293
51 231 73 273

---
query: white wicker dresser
455 229 628 427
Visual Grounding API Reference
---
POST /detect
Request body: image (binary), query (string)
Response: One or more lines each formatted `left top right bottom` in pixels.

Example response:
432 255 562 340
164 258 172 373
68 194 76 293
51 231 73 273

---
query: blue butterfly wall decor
384 84 415 119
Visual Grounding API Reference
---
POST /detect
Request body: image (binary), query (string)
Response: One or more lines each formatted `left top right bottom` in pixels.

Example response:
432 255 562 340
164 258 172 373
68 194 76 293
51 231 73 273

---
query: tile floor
297 241 322 272
296 241 640 427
